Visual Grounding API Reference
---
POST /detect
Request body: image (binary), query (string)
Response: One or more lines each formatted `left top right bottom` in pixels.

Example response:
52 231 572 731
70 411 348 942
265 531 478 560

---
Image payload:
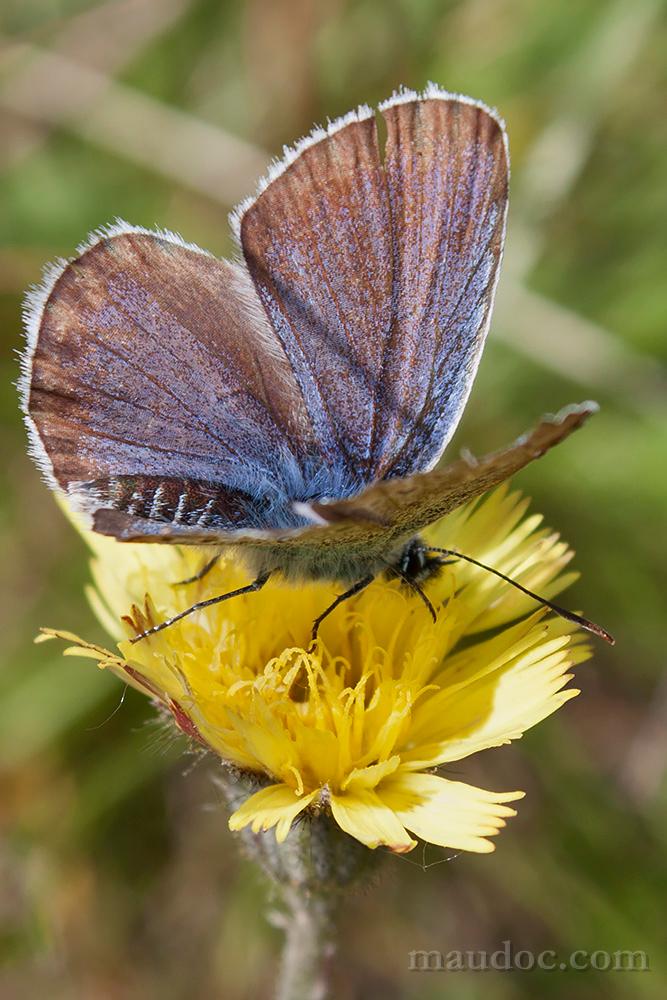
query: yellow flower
41 485 589 854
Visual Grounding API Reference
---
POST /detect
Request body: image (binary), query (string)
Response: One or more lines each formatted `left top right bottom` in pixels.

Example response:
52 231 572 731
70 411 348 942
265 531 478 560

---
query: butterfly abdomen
238 534 444 597
237 535 405 585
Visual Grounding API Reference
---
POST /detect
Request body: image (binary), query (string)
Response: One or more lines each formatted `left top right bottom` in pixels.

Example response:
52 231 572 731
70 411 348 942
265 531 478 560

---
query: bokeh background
1 1 666 997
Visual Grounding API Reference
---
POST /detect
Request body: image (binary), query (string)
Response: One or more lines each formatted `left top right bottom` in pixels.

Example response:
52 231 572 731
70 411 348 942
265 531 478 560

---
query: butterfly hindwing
92 405 597 574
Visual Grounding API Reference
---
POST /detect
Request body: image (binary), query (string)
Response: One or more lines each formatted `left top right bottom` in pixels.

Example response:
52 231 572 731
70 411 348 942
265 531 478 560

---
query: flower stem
276 884 337 1000
218 769 384 999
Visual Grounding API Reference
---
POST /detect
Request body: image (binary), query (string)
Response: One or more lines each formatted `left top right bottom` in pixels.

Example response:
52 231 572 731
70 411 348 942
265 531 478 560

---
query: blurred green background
1 1 666 997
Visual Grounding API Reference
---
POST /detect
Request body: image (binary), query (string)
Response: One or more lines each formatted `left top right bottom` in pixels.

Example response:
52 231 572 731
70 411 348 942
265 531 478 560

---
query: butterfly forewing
238 108 392 480
238 88 508 483
22 228 321 528
376 94 508 477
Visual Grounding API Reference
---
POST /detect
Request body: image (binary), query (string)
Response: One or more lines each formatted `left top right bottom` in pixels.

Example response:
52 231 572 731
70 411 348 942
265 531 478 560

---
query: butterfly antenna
426 547 614 645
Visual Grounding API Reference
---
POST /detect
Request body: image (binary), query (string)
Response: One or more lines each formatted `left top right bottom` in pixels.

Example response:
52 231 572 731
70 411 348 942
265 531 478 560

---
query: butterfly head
387 537 451 587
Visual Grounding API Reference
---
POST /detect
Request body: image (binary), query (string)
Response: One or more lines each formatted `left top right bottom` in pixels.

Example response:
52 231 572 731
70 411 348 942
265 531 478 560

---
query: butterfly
19 84 613 645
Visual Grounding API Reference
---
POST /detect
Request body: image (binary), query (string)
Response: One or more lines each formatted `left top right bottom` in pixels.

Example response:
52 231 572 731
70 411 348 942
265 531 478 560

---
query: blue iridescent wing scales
92 405 597 560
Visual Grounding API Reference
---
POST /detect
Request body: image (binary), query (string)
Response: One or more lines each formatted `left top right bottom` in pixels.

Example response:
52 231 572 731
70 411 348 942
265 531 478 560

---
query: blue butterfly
19 85 612 644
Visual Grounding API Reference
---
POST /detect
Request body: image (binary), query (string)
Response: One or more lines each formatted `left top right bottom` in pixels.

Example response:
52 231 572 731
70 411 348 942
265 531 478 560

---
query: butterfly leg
310 575 375 644
130 571 271 643
389 563 438 623
173 554 221 586
383 539 443 623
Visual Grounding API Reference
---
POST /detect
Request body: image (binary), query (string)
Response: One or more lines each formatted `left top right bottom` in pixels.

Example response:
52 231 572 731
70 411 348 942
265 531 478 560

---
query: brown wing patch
374 95 508 476
238 90 509 481
76 475 260 528
240 111 392 475
303 402 598 540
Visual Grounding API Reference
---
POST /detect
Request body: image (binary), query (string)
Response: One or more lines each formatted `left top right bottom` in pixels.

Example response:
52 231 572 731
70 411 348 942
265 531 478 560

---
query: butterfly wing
302 402 599 539
20 224 322 530
22 90 516 555
236 85 508 483
92 404 597 568
377 90 508 478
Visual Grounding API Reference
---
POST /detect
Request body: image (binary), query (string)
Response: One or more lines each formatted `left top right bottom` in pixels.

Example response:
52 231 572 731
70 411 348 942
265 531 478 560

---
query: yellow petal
341 756 401 792
36 628 116 659
330 789 417 852
228 783 318 842
378 772 524 853
224 710 298 779
46 481 588 854
405 630 580 768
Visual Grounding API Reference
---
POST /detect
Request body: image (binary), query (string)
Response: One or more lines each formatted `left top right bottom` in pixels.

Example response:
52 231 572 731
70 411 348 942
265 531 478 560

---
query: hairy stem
276 885 337 1000
216 767 385 1000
